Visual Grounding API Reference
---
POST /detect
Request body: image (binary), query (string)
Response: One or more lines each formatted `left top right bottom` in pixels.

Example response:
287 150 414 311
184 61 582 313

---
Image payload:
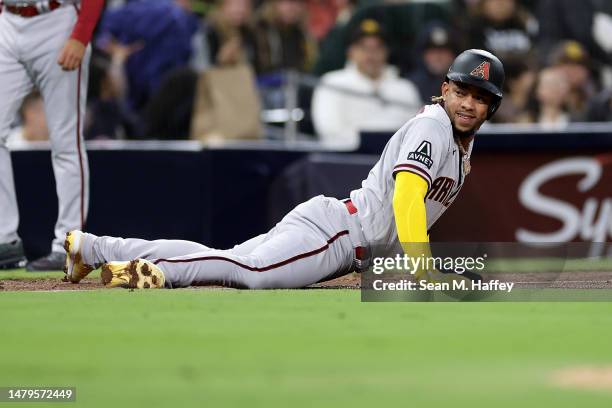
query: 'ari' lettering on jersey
427 177 455 203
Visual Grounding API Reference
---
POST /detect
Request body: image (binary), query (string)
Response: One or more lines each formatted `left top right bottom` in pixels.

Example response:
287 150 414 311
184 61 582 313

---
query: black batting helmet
446 49 505 119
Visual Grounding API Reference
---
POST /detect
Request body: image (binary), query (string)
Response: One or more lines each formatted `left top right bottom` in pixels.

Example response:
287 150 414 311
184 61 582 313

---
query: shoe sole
63 231 93 283
100 259 165 289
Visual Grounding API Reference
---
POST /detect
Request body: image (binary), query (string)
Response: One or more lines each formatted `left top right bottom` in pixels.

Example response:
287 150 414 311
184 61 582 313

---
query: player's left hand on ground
57 39 86 71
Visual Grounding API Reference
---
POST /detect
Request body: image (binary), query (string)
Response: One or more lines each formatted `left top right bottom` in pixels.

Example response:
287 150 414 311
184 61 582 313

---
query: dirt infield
1 271 611 292
0 277 105 292
494 271 612 289
0 273 362 292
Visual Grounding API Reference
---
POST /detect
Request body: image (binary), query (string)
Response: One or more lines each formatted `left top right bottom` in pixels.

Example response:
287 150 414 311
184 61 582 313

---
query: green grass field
1 273 612 408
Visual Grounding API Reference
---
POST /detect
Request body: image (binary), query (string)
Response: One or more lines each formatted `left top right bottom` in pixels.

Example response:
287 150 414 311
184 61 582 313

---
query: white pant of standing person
0 5 91 266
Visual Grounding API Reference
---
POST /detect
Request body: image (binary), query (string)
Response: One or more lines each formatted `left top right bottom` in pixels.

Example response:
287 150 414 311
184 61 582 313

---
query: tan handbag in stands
190 64 263 141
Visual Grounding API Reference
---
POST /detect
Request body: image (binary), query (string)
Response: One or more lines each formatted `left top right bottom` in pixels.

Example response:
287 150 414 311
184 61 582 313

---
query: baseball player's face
441 81 492 134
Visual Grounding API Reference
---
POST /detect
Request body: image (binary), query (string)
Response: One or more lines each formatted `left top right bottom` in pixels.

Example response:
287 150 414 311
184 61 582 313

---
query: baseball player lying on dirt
63 49 505 290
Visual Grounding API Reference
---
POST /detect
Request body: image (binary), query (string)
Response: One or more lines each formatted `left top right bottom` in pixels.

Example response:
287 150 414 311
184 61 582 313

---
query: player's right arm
392 120 475 285
392 118 443 281
392 118 442 250
393 171 433 280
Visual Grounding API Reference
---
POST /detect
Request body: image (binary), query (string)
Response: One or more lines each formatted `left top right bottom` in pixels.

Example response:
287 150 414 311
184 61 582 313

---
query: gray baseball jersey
350 103 472 256
78 103 471 289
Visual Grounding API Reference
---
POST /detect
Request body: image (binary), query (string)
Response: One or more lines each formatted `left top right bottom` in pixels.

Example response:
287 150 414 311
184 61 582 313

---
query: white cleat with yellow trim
64 230 95 283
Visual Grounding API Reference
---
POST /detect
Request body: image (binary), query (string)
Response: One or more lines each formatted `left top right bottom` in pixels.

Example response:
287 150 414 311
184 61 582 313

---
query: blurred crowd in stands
8 0 612 149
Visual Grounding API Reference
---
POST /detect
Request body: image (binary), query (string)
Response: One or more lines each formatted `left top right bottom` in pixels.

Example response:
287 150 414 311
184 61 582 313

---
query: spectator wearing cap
405 22 457 104
548 40 598 121
311 19 421 150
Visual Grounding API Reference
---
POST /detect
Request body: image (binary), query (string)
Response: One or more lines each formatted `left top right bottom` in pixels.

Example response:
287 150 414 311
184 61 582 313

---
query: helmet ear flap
487 97 501 119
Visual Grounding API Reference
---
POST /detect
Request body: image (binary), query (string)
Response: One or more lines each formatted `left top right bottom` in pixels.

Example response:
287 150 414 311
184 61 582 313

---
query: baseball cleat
0 239 26 269
64 230 94 283
100 259 165 289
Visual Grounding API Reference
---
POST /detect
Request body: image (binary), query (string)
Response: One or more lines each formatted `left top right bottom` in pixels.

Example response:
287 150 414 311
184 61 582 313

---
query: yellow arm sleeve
393 171 429 243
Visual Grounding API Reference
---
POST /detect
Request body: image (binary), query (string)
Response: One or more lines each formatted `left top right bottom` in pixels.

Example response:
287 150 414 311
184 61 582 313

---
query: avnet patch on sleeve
406 141 433 169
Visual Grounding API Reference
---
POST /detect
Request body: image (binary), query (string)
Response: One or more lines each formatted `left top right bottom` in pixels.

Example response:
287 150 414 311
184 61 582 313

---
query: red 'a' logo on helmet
470 61 490 80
